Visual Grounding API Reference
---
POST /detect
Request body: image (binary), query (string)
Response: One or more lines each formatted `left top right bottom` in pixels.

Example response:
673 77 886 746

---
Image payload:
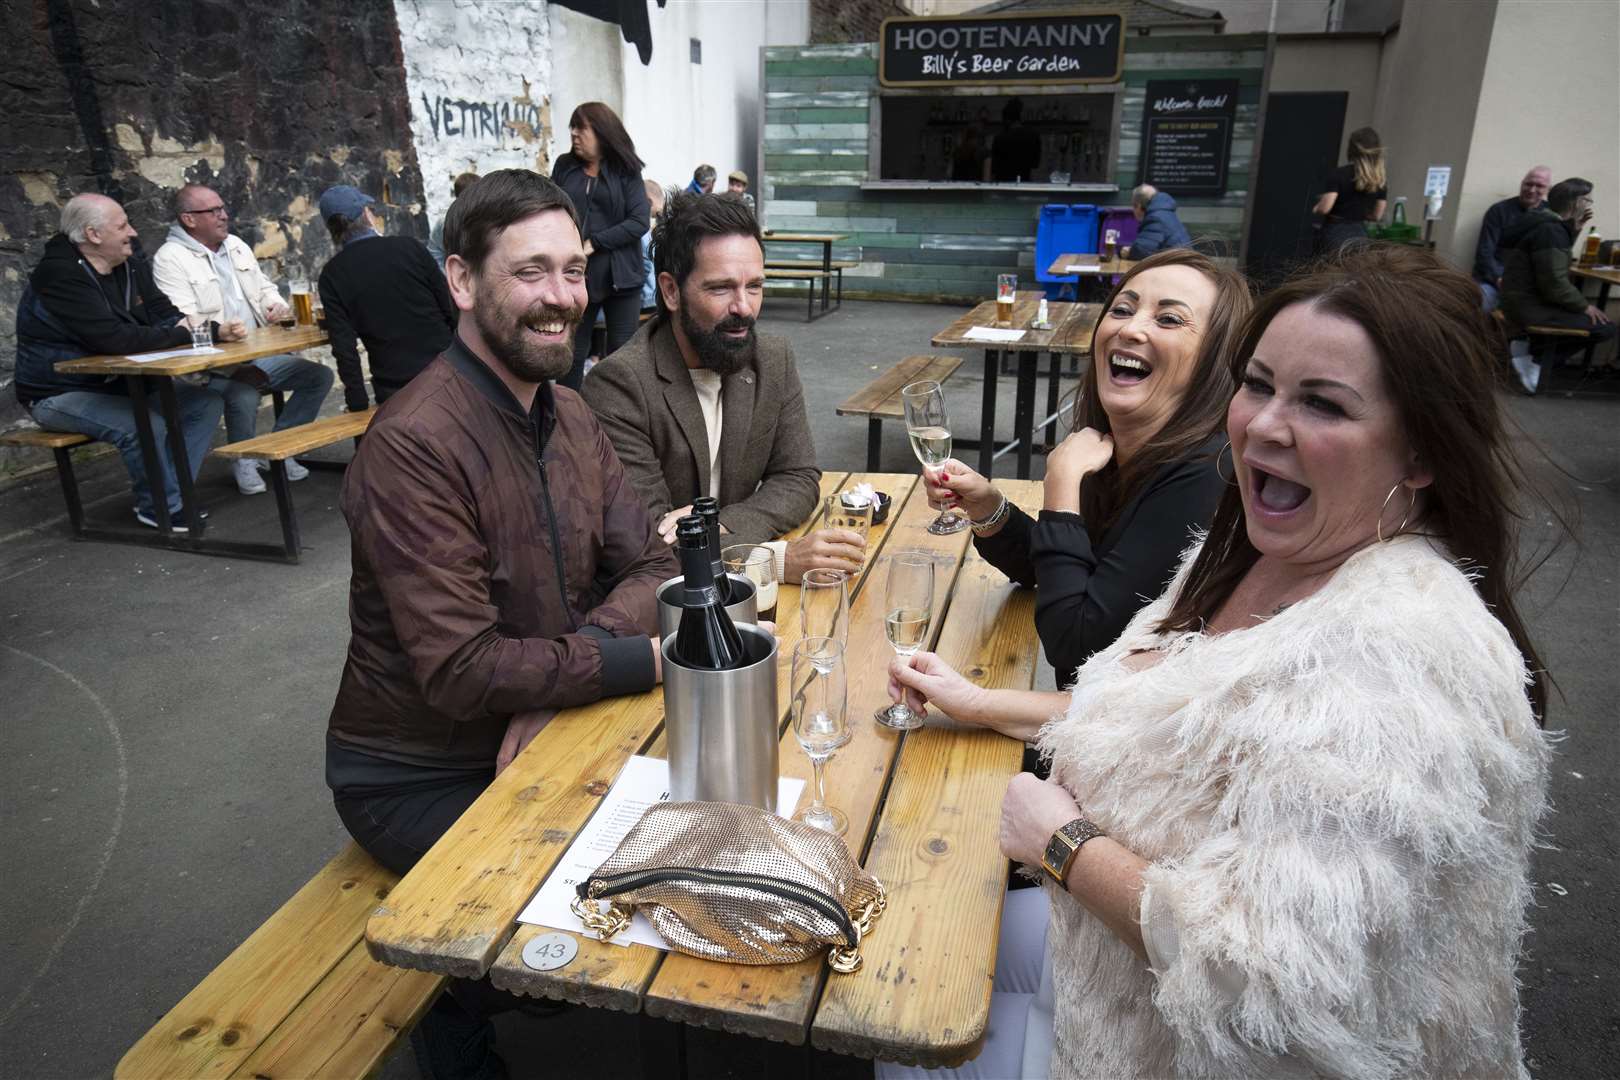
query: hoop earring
1215 441 1237 486
1377 482 1417 543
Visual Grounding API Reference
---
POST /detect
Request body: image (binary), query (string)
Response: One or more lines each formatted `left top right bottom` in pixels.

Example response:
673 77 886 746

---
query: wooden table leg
124 375 174 534
1014 349 1037 479
155 376 206 539
978 349 997 477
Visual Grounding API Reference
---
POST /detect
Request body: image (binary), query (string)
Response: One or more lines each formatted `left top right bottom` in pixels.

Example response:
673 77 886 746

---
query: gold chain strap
570 894 632 941
827 881 888 974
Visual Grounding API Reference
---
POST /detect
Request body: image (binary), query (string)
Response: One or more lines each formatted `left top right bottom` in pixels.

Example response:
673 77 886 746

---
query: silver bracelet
969 494 1010 535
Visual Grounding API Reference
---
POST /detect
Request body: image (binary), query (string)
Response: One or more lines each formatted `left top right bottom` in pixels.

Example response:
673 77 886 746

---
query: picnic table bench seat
212 406 376 562
836 354 964 470
763 266 837 321
116 842 444 1080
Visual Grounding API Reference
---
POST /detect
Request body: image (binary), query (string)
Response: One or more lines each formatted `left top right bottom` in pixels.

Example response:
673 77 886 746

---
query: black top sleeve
34 256 191 356
1028 457 1224 679
590 169 650 253
318 265 368 411
972 502 1039 587
418 242 458 329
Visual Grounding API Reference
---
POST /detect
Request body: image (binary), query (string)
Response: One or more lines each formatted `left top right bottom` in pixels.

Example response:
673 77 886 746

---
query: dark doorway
1245 92 1347 288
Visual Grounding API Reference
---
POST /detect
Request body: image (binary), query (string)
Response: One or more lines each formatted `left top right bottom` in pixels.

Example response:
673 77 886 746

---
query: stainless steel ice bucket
656 574 758 640
660 623 780 812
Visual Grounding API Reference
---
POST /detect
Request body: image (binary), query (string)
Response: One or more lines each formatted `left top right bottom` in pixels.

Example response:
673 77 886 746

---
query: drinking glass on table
824 493 873 550
902 379 968 535
190 322 212 351
792 637 850 835
799 569 849 665
874 550 934 730
289 279 315 326
995 273 1017 326
723 544 778 624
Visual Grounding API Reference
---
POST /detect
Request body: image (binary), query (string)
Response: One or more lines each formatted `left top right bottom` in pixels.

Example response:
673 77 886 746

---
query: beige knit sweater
1037 535 1550 1079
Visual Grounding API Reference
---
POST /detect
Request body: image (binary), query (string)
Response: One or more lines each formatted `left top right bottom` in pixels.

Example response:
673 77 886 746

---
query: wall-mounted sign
879 9 1126 88
1137 79 1238 197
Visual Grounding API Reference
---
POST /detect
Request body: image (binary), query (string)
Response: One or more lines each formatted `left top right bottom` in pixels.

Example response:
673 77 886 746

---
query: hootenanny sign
879 9 1126 88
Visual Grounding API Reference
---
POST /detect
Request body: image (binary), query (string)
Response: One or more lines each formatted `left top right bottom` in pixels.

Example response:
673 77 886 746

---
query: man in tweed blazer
584 193 865 583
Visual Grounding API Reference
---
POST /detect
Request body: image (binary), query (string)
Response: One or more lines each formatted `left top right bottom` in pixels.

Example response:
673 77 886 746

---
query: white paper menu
516 755 805 949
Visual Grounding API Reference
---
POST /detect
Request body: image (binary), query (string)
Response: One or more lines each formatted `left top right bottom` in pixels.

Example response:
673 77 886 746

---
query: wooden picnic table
931 292 1101 479
762 230 848 274
1045 252 1136 279
54 324 329 555
367 471 1045 1069
1570 265 1620 367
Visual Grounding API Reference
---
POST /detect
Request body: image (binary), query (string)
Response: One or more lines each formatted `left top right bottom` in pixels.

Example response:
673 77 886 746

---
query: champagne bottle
671 516 746 670
692 496 731 603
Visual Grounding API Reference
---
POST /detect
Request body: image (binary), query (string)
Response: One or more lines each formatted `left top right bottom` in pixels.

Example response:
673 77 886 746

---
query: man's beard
476 299 579 383
679 305 757 376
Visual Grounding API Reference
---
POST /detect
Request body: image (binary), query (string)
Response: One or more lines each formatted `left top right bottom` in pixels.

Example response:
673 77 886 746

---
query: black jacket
14 234 193 405
317 234 457 411
551 153 650 299
1500 206 1586 322
1472 196 1544 284
972 433 1226 685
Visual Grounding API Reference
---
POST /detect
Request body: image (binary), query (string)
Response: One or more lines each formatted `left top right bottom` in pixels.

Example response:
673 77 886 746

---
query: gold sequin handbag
570 800 886 973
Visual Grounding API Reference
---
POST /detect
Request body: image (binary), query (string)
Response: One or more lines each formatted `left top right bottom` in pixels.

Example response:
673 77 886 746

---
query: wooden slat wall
762 36 1267 304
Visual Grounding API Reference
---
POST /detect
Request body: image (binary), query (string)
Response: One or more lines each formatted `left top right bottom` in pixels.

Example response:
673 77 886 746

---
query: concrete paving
1 296 1614 1079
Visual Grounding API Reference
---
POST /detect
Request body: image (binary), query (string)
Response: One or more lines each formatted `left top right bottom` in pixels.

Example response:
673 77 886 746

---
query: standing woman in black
1314 126 1388 254
551 101 650 390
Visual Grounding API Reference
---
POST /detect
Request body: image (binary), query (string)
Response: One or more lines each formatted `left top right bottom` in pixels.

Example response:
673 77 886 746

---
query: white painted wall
1457 0 1620 274
615 0 811 195
395 0 554 228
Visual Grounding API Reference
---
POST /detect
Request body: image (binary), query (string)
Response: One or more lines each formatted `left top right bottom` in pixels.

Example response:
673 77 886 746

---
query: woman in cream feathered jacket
887 246 1554 1079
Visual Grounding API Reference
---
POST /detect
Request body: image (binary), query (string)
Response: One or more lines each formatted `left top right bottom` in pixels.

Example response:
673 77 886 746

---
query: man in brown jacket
327 169 673 867
584 192 864 584
327 169 675 1077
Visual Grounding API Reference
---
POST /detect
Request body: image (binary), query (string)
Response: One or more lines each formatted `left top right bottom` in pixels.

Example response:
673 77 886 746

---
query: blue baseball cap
318 185 375 223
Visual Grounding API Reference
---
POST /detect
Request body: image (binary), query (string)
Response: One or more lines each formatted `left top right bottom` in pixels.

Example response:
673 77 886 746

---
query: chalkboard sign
879 10 1126 88
1138 79 1238 196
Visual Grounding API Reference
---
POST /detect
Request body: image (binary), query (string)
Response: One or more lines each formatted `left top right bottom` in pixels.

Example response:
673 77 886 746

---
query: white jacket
1037 535 1549 1079
152 227 284 326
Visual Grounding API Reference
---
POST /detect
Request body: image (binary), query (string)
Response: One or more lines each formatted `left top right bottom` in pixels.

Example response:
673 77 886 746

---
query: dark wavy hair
569 102 644 175
1072 247 1253 534
443 168 579 273
650 191 761 316
1157 244 1554 720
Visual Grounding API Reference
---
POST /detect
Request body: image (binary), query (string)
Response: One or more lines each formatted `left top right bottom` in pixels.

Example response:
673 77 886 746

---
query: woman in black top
928 249 1252 685
1314 126 1388 253
550 101 651 390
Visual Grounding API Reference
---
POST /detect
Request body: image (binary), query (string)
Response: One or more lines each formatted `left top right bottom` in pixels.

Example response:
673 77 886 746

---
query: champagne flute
902 380 969 535
875 551 935 730
792 637 850 835
798 569 849 669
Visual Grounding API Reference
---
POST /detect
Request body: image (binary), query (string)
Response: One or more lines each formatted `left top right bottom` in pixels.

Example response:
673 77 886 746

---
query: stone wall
810 0 909 45
0 0 564 478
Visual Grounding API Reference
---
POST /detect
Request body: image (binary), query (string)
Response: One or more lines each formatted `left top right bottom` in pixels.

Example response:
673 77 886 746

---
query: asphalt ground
1 295 1615 1079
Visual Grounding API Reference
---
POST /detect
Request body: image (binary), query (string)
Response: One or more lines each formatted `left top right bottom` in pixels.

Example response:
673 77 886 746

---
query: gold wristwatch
1041 817 1104 886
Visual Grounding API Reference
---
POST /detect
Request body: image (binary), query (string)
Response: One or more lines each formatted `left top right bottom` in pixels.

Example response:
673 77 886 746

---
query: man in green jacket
1499 177 1613 391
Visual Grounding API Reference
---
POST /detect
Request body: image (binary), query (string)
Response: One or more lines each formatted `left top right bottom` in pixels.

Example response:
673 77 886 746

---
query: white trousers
877 887 1054 1080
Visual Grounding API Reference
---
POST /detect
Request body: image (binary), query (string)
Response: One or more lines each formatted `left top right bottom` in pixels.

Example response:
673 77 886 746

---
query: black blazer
551 153 650 299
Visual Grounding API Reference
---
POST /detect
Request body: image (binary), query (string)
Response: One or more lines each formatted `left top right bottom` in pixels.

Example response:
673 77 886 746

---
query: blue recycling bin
1035 203 1099 300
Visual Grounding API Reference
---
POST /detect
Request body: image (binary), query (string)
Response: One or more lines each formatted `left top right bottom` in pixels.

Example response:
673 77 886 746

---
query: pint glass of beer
1581 234 1602 265
290 280 315 326
1103 229 1119 261
996 274 1017 325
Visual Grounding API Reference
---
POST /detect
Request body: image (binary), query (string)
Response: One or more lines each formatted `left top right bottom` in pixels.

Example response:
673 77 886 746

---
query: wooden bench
1 428 95 535
117 842 444 1080
836 354 964 470
764 266 835 321
1492 309 1594 392
767 259 856 308
212 406 376 561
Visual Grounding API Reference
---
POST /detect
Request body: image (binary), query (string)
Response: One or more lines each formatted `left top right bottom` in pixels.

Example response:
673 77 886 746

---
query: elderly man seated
584 191 865 583
154 184 334 494
1124 184 1192 260
13 193 238 532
